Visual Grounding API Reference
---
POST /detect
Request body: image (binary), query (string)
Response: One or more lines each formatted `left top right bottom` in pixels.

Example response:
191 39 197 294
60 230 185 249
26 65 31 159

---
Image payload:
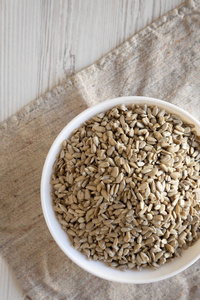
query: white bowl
41 96 200 283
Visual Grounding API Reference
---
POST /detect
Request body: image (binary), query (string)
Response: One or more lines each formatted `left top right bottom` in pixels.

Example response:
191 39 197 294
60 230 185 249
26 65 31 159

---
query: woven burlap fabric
1 1 200 299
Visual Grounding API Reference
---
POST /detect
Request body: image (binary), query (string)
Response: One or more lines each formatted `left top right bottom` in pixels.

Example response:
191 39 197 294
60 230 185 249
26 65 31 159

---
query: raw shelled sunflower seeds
51 104 200 270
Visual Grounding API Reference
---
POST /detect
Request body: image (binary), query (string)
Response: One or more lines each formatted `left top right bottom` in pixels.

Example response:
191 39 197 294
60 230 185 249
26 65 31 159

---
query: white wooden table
0 0 184 299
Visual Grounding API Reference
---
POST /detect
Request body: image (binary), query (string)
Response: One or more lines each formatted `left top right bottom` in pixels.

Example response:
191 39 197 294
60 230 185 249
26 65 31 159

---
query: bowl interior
41 96 200 283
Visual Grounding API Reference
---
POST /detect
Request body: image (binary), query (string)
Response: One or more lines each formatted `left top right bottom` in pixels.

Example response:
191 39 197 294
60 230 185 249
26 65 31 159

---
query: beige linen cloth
1 1 200 299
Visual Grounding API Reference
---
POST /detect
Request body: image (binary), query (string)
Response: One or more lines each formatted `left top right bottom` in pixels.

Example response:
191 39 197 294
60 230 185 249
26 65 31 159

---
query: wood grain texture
0 0 184 122
0 0 185 299
0 256 26 300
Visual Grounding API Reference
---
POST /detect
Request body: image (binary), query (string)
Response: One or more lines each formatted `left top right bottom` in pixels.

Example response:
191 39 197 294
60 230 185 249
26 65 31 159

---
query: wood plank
0 256 25 300
0 0 184 122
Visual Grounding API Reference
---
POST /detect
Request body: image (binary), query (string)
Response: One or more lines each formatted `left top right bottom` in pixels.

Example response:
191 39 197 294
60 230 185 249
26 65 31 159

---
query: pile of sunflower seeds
51 104 200 270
